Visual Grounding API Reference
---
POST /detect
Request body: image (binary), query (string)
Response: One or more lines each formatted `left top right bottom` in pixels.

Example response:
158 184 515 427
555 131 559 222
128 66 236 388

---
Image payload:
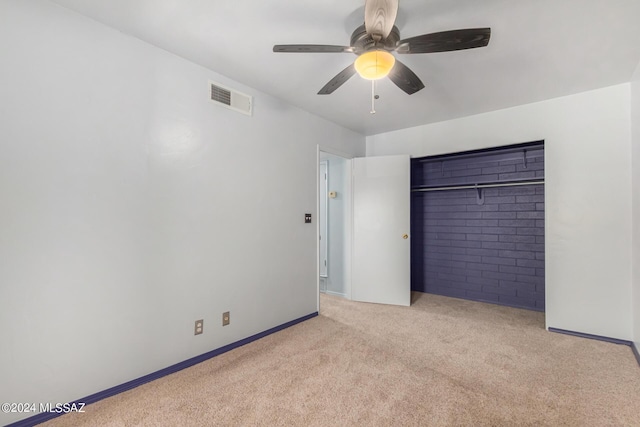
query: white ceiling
49 0 640 136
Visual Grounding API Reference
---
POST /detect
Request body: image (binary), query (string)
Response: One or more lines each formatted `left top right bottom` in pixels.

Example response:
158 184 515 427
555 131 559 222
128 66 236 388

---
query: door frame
317 145 354 312
319 160 328 279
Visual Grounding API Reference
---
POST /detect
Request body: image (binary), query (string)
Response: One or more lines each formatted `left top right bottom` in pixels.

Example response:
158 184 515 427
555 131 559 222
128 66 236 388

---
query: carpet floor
42 292 640 426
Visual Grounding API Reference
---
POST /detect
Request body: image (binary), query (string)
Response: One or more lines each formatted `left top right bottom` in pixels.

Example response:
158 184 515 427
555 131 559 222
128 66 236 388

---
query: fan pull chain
370 80 376 114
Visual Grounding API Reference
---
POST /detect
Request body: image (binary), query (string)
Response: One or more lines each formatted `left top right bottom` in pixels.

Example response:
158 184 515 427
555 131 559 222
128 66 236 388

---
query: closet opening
411 141 545 311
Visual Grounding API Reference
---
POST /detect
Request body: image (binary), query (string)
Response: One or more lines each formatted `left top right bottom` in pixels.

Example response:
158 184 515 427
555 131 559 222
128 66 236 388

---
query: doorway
317 150 412 309
318 151 350 299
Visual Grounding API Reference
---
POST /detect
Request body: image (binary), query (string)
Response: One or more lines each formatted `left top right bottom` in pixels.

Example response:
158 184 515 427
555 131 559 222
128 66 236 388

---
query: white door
352 155 411 306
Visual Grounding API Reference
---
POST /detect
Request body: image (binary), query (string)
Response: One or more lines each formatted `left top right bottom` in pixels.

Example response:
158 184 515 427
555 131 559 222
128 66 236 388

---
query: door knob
403 234 409 239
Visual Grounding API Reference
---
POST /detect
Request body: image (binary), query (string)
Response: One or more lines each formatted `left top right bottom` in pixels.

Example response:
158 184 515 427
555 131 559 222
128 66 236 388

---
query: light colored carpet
42 292 640 426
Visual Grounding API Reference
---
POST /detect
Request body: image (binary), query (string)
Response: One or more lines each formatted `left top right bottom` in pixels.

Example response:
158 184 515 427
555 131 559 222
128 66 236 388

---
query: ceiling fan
273 0 491 95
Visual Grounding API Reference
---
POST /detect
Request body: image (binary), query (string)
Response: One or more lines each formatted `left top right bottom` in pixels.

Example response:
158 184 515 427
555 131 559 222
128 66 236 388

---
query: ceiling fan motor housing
350 24 400 54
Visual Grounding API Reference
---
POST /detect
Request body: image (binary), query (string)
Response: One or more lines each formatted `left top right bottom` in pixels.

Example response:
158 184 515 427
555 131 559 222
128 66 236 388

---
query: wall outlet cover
195 319 204 335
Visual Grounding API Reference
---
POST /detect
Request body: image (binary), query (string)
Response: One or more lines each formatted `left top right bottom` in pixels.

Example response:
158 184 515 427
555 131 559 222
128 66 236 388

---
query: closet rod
411 179 544 193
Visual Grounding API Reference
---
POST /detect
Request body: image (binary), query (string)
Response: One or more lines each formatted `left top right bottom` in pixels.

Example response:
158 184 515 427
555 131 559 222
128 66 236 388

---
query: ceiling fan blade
273 45 354 53
388 59 425 95
318 63 357 95
364 0 399 41
397 28 491 54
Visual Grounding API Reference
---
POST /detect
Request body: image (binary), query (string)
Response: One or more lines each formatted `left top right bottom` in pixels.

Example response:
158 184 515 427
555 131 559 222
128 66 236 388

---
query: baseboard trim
632 343 640 367
548 327 632 346
548 328 640 369
6 312 318 427
322 290 346 298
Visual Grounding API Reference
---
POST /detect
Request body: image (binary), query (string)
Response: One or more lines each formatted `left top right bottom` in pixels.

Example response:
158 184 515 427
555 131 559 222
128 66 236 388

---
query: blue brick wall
411 145 545 311
411 146 544 188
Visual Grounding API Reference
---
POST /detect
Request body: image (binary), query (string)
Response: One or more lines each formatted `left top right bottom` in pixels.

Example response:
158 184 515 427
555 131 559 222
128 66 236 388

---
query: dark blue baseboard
549 327 640 368
632 343 640 367
548 327 633 346
5 312 318 427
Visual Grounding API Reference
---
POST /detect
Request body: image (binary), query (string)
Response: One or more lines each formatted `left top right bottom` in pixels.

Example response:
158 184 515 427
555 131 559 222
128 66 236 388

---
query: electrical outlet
194 319 204 335
222 311 230 326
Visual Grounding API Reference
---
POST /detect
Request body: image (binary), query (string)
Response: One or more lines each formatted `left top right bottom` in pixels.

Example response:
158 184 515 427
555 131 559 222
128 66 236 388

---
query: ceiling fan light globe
354 50 396 80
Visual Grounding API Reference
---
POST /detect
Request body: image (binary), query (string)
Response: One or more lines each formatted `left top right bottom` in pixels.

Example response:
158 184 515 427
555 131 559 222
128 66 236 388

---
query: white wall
632 61 640 350
368 84 633 341
0 1 364 424
319 152 349 297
